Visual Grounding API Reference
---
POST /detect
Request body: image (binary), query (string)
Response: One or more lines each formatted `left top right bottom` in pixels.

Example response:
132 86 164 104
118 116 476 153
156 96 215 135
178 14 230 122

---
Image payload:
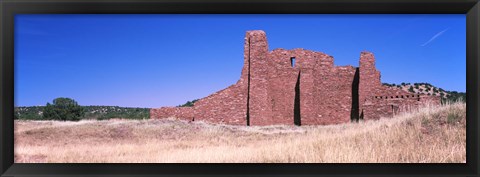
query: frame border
1 0 479 176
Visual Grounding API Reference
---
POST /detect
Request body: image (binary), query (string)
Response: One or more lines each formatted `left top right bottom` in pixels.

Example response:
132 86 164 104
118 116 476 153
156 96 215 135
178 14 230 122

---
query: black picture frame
1 0 479 176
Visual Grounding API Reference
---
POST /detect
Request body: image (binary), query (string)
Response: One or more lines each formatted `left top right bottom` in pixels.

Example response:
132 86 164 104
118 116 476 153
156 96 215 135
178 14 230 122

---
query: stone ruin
151 30 441 126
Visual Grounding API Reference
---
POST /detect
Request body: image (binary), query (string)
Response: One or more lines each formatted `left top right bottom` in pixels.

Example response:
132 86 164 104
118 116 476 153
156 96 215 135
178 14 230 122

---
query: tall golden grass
14 101 465 163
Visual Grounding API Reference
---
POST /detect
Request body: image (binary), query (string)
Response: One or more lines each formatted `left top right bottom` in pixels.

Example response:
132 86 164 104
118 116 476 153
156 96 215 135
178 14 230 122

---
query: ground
14 102 466 163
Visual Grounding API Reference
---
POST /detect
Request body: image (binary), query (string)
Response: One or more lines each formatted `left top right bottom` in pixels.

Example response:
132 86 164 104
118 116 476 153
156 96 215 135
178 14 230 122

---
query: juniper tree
43 97 84 121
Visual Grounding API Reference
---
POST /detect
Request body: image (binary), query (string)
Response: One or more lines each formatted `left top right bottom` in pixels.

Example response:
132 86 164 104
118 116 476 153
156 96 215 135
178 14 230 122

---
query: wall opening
350 67 360 122
290 57 296 67
294 71 301 126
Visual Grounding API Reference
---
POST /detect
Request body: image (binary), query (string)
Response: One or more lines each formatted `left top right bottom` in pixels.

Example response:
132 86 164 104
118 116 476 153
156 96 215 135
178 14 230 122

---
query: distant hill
382 82 466 103
15 106 149 120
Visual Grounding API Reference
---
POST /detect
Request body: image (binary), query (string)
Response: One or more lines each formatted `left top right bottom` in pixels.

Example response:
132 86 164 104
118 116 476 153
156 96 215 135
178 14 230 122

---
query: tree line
15 97 150 121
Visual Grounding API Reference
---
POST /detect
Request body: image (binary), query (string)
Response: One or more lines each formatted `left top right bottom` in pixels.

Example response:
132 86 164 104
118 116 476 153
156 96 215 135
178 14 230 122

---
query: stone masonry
151 30 441 126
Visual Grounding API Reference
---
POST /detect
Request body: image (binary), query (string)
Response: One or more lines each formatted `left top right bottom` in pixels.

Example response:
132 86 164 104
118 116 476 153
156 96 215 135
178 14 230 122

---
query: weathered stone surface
151 30 441 126
150 107 194 121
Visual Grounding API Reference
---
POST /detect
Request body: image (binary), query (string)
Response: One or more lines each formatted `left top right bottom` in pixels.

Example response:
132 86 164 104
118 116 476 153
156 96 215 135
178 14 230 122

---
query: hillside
15 101 465 163
15 106 149 120
382 82 466 103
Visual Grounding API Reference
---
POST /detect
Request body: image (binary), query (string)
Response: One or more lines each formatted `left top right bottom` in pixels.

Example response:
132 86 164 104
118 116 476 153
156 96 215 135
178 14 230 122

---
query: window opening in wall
290 57 296 67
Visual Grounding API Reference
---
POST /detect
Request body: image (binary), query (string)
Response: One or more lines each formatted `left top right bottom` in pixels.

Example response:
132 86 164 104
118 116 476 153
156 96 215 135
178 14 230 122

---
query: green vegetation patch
15 98 150 121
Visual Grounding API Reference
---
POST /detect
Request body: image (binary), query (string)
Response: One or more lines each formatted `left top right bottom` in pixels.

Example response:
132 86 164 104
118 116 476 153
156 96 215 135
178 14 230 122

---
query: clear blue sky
15 14 466 108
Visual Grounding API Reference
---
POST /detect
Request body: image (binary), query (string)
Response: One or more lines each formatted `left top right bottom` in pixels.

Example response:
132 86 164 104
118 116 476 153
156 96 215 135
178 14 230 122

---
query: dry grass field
14 102 466 163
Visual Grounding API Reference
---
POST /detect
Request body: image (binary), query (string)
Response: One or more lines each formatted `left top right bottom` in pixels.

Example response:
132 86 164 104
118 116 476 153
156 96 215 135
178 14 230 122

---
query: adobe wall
150 30 441 126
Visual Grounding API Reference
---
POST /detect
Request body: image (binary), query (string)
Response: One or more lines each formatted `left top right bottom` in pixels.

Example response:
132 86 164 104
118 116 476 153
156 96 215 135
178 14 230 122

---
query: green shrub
408 86 414 93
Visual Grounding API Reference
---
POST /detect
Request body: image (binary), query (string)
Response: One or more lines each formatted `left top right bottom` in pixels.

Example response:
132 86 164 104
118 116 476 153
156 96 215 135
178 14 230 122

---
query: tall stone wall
246 31 273 126
264 49 354 125
150 30 441 126
265 49 330 125
358 51 382 121
312 66 356 125
263 49 298 125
